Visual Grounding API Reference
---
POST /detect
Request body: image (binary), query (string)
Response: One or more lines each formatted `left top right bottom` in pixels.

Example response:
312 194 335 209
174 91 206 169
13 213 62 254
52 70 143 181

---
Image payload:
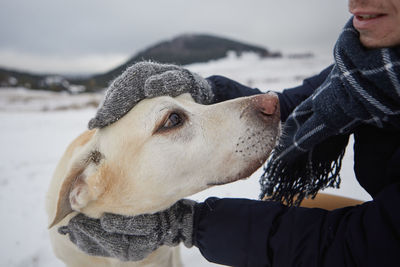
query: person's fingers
101 213 161 235
80 226 160 261
58 226 69 235
57 215 160 261
144 70 192 98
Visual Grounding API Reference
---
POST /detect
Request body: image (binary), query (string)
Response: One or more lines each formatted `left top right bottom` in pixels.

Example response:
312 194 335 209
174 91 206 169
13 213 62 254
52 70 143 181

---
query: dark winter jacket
194 69 400 267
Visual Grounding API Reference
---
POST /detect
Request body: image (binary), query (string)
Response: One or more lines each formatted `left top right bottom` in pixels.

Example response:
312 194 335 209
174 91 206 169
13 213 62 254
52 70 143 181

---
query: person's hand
88 62 214 129
206 75 263 103
58 199 196 262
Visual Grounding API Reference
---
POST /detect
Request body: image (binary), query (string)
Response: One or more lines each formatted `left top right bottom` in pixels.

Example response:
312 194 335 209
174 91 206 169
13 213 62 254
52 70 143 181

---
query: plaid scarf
260 19 400 205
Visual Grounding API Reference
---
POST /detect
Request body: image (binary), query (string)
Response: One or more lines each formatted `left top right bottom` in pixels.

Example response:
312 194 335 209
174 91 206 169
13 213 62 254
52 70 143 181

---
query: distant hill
0 68 44 89
1 34 281 92
0 68 84 93
83 34 280 90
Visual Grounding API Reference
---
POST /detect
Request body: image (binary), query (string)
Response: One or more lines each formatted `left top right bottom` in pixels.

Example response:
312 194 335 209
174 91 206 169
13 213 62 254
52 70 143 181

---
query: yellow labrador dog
46 92 280 267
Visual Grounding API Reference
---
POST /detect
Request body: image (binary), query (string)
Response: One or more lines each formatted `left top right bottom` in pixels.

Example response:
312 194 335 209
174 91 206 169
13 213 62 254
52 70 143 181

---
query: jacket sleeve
206 75 263 103
193 183 400 267
207 65 333 122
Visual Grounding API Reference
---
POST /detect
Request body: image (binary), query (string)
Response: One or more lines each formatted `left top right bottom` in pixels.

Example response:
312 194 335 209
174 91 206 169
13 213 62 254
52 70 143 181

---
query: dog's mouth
206 158 265 187
206 137 278 188
206 114 281 188
207 180 237 186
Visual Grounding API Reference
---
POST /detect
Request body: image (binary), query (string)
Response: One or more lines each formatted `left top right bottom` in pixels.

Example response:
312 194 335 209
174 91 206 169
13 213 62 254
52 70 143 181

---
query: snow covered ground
0 53 372 267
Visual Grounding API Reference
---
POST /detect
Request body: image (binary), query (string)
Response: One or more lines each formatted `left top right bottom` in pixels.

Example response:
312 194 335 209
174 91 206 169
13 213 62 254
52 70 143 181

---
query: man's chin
359 32 400 49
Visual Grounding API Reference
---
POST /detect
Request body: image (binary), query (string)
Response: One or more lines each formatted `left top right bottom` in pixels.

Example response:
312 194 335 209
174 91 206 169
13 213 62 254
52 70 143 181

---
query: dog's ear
48 150 104 228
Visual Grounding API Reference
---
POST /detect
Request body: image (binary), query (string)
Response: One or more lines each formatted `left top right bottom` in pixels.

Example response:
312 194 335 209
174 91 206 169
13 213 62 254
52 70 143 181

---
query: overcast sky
0 0 350 75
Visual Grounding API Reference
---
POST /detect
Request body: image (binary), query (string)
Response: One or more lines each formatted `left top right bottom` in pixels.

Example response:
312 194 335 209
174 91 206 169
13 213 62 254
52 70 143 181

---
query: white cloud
0 0 351 74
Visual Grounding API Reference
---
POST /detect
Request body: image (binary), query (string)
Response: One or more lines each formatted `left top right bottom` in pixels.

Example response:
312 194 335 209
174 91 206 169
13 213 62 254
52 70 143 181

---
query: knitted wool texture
88 61 214 129
59 199 196 262
260 19 400 205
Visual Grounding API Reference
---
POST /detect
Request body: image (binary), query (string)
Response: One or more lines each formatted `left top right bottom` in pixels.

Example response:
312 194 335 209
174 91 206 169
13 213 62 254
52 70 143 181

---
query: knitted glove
88 62 214 129
58 199 196 262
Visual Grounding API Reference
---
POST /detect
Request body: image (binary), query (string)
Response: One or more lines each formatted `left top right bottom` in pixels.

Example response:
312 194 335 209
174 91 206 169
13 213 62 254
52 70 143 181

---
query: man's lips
355 13 384 20
352 12 387 30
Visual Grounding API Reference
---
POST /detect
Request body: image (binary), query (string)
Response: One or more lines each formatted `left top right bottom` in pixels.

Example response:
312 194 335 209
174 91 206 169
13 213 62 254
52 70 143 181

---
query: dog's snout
252 93 279 117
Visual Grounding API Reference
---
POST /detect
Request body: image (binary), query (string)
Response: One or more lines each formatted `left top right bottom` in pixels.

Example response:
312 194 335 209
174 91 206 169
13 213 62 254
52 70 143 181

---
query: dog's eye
163 113 183 129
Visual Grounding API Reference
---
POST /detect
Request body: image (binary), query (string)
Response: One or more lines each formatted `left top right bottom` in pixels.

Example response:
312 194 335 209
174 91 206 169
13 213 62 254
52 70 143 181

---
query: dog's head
48 93 280 227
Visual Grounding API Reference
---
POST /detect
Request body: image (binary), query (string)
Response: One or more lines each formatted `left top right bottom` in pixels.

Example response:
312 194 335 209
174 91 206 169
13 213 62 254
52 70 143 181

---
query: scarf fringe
260 145 346 206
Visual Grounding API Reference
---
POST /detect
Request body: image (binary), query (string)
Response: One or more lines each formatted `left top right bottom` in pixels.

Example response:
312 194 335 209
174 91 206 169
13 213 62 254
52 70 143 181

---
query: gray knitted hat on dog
88 61 214 129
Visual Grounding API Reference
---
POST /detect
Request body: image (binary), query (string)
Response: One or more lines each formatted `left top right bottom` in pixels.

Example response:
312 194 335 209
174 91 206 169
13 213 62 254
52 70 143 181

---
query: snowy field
0 53 372 267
